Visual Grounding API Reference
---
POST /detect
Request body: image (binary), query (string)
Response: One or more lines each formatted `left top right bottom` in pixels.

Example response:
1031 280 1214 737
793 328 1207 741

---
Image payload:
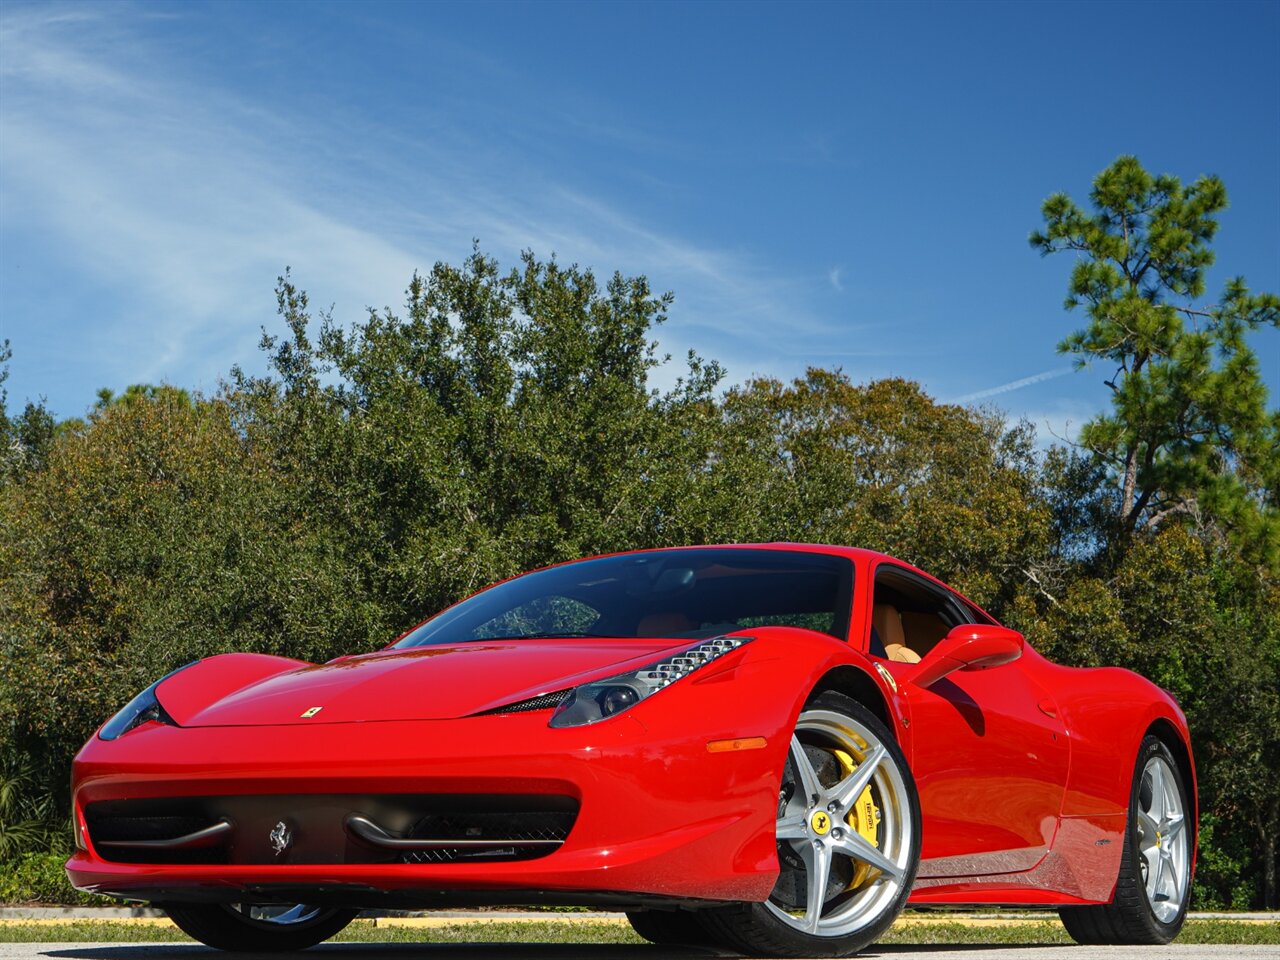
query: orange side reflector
706 737 768 753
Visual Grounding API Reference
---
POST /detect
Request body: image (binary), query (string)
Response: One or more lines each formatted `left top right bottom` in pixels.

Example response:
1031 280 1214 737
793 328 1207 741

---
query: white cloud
828 267 843 292
0 4 835 407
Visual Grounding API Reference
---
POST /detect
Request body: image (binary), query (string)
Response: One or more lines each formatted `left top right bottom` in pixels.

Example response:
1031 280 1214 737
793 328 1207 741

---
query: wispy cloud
828 267 843 292
949 365 1076 404
0 4 834 411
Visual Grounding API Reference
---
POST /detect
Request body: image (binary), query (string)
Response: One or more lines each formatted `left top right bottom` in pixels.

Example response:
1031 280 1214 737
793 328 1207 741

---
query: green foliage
0 751 66 859
0 853 108 905
0 238 1276 908
1032 155 1280 566
1031 156 1280 907
711 373 1049 611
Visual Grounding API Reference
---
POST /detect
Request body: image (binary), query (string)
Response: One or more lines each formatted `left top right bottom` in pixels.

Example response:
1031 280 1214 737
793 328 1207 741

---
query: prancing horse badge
300 706 323 718
269 821 292 857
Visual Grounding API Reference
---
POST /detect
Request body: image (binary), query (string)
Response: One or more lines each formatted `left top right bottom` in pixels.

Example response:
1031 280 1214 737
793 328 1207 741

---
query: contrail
951 366 1076 404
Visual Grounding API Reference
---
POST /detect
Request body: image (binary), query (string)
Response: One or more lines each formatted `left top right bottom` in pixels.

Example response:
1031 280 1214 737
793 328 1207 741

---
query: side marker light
706 737 768 753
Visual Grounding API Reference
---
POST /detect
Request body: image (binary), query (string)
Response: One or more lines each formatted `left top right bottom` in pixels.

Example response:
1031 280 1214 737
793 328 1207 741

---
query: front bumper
67 707 787 907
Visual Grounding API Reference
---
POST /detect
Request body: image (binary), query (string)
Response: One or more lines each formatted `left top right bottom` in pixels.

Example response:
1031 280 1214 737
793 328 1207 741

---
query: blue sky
2 0 1277 442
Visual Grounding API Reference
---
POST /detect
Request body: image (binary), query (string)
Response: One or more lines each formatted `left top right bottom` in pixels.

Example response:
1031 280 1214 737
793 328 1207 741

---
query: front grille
87 814 229 865
84 794 578 866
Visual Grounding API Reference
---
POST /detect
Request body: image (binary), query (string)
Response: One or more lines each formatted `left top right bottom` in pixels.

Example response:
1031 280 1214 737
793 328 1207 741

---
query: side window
870 566 971 663
470 596 599 640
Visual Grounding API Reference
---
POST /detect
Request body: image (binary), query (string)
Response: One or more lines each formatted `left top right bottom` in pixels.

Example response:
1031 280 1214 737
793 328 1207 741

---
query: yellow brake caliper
833 748 881 890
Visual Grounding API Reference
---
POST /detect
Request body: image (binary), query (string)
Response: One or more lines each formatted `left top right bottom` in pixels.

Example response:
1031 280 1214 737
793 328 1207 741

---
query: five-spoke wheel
699 691 920 957
1060 734 1192 945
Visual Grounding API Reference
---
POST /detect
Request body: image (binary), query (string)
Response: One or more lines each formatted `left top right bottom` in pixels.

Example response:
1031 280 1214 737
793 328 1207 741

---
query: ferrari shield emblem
300 706 323 718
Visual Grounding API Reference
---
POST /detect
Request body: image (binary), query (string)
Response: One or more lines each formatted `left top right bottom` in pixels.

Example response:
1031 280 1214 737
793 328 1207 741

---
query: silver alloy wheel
1136 755 1189 924
765 707 914 938
225 903 326 926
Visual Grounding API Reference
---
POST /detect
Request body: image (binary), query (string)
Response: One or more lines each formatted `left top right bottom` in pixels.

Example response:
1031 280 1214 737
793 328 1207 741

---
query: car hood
158 639 691 727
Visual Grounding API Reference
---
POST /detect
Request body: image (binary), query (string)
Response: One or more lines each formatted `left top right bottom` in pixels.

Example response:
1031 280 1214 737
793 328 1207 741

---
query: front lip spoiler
96 819 233 851
343 814 561 851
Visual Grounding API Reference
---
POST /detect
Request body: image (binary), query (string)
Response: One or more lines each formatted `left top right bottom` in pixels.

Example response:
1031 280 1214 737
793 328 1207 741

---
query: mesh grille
482 690 569 714
398 810 574 864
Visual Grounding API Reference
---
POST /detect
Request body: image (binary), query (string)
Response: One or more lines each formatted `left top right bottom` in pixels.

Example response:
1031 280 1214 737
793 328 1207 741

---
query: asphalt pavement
2 944 1277 960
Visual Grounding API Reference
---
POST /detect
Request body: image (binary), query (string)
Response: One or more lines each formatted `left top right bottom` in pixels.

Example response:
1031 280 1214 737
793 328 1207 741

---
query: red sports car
67 544 1195 956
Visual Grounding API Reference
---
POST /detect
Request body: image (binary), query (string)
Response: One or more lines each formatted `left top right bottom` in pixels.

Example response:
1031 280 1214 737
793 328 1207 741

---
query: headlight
549 635 752 728
98 663 195 740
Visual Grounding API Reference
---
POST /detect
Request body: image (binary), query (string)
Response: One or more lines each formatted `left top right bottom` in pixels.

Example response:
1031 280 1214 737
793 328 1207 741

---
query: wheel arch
806 665 894 740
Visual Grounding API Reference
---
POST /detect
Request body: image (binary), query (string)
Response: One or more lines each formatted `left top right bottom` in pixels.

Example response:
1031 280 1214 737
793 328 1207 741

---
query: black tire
164 902 358 952
698 691 920 958
626 908 715 947
1059 735 1192 945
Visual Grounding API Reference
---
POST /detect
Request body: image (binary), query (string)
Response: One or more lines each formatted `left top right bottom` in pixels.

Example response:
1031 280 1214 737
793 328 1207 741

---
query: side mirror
910 624 1024 689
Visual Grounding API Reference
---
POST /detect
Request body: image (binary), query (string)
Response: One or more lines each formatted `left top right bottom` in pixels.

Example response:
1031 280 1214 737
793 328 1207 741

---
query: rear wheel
1059 735 1191 944
164 902 358 952
699 691 920 957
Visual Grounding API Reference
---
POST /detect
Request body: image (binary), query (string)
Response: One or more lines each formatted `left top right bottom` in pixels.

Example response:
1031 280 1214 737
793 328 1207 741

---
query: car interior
869 567 978 663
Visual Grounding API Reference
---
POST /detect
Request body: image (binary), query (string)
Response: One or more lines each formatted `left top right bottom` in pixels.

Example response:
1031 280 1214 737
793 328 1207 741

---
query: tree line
1 157 1277 907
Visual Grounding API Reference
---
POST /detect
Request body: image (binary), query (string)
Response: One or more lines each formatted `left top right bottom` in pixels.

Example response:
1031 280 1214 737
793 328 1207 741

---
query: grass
0 918 1276 945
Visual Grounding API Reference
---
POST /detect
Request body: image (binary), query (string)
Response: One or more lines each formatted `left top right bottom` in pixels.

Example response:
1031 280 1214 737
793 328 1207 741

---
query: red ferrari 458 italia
67 544 1195 956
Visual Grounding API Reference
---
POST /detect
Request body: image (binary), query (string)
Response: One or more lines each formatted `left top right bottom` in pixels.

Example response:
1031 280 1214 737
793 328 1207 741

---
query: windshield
394 548 854 647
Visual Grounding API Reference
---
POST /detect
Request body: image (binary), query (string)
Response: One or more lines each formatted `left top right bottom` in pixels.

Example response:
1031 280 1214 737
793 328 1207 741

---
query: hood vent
480 690 571 715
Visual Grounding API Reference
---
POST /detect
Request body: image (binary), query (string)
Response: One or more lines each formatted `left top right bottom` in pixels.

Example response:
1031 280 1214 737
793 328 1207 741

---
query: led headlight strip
549 634 754 728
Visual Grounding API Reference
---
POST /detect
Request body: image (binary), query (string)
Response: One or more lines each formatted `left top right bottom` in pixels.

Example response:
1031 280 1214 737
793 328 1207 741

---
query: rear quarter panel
1028 654 1196 821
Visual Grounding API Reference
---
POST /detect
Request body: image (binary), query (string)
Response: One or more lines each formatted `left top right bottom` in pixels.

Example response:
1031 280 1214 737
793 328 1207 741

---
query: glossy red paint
161 640 696 726
67 543 1196 913
907 624 1025 689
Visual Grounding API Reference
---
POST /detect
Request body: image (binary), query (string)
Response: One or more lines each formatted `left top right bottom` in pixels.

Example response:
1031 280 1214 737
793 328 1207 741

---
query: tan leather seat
900 612 950 657
872 603 921 663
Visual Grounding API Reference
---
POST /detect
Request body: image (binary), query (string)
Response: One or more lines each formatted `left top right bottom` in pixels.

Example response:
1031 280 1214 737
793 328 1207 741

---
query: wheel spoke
789 735 823 806
776 813 809 841
1137 808 1159 842
1149 847 1166 899
1163 812 1185 842
831 829 904 882
1141 842 1160 876
799 840 832 933
1163 853 1180 905
1147 761 1167 818
827 744 885 810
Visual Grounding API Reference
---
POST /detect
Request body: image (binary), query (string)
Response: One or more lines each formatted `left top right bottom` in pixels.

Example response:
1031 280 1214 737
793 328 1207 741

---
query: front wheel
625 908 715 947
1059 734 1192 944
164 902 358 952
699 691 921 958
